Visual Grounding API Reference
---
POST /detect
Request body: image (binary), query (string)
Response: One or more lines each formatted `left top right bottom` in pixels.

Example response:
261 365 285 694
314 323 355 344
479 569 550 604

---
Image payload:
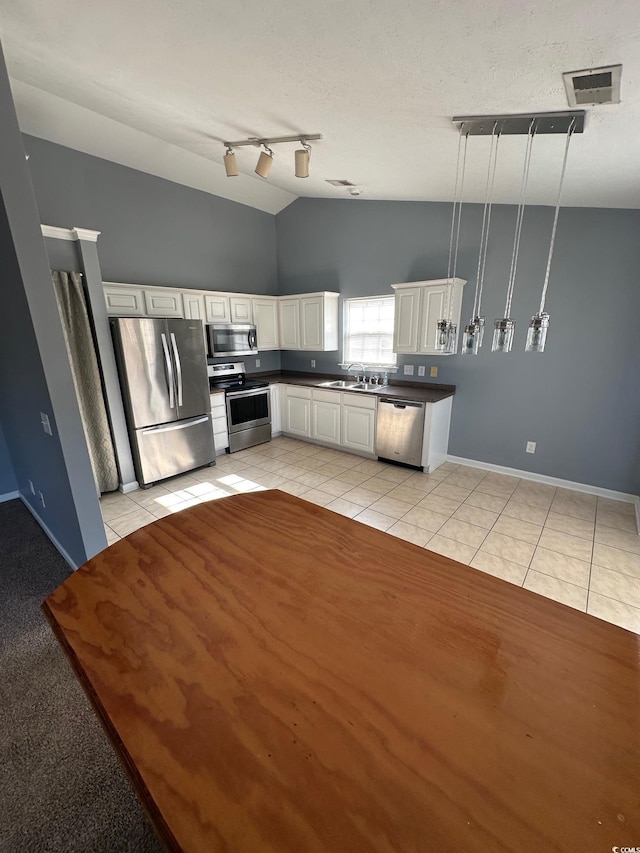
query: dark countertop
246 371 455 404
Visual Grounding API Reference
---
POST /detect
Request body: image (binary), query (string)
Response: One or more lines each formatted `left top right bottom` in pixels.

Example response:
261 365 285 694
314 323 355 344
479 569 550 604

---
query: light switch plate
418 366 426 377
430 366 438 378
403 364 414 376
311 359 316 368
526 441 536 454
255 358 261 368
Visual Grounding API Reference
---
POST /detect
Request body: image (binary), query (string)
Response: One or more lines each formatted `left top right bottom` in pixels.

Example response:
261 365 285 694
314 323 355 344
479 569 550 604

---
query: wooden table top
43 490 640 852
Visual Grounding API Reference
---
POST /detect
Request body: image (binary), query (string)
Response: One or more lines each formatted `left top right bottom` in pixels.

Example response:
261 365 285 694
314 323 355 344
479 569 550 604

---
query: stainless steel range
207 362 271 452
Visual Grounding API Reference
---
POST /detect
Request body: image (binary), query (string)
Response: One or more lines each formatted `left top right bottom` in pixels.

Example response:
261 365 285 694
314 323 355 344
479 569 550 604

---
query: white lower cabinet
281 385 377 456
210 392 228 454
284 386 311 438
341 393 377 455
311 390 341 446
270 384 281 435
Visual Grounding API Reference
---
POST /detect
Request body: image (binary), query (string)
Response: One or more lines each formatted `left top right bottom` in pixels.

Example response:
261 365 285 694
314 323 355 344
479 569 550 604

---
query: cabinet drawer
285 385 312 399
342 392 377 410
312 388 341 404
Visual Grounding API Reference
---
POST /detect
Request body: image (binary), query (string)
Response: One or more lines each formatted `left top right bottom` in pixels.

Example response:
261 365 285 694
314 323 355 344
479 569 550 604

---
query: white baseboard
20 495 79 571
119 480 139 494
446 454 640 513
0 490 19 503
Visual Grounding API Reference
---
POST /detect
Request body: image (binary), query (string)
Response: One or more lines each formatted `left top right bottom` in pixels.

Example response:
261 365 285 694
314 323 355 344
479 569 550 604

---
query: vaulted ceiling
1 0 638 214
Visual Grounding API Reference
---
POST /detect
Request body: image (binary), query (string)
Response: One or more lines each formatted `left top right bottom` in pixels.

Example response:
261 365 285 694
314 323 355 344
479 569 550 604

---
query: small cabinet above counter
392 278 466 355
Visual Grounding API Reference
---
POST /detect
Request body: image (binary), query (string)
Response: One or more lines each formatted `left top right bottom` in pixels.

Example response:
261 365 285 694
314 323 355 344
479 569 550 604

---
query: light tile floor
101 437 640 635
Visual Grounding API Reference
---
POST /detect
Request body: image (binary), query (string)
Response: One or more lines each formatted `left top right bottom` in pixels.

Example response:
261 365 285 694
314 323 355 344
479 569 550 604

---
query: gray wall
276 199 640 494
0 418 17 495
25 135 278 294
0 41 106 567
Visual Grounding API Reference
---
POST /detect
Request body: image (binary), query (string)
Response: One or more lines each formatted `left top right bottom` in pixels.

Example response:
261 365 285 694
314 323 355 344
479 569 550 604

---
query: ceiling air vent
563 65 621 107
325 179 356 187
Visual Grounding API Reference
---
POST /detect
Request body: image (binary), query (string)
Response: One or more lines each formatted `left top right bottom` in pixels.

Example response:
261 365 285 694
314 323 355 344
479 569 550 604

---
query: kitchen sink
318 380 356 388
350 382 380 391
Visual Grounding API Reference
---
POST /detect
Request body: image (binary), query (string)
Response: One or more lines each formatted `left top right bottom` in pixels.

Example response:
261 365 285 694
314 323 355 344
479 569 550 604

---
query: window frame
342 295 397 370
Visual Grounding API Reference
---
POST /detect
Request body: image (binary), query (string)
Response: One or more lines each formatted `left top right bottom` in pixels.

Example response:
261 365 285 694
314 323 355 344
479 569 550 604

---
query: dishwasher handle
380 398 425 409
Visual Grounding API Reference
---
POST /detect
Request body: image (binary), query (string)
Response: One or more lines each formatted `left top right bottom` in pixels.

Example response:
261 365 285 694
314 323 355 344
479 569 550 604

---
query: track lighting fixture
222 133 322 180
255 145 274 179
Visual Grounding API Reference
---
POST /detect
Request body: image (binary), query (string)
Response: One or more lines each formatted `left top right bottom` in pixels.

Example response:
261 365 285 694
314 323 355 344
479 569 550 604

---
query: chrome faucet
347 362 366 382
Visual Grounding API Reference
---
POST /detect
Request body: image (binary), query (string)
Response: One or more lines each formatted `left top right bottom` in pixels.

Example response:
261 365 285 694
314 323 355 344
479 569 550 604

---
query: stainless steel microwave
207 323 258 357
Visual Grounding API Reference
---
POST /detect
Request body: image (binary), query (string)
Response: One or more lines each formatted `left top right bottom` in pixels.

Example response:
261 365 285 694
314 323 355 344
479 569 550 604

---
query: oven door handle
226 387 269 399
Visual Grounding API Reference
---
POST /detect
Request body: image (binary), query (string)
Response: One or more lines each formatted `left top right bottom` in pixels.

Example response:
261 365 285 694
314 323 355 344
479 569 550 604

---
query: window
343 296 396 367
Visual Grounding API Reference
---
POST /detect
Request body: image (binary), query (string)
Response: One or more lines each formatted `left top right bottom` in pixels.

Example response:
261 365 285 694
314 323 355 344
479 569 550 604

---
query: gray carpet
0 499 162 853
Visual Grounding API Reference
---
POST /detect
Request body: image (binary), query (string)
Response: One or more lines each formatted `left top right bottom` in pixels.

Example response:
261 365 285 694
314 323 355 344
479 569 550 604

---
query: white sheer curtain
52 270 119 494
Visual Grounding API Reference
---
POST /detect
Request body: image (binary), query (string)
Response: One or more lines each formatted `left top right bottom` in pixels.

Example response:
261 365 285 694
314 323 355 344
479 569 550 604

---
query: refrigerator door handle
160 333 175 409
141 415 209 435
170 332 183 408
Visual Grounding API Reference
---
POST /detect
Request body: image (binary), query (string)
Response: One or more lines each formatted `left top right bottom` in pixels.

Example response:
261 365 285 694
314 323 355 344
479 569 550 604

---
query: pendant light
437 124 469 353
526 119 576 352
492 119 536 353
462 123 500 355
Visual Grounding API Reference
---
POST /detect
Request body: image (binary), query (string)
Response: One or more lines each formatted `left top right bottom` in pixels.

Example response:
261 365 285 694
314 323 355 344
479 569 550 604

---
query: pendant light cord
450 132 469 318
539 119 576 314
474 123 500 319
505 120 536 317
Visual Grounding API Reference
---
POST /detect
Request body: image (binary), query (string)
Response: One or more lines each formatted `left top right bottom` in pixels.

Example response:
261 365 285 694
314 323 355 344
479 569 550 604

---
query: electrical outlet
255 358 261 368
40 412 52 435
311 359 316 368
29 479 35 495
403 364 414 376
430 366 438 378
39 490 46 509
526 441 536 454
417 366 426 377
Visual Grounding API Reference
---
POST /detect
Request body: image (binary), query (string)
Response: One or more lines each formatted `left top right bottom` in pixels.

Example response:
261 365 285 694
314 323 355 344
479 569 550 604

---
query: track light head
295 140 311 178
255 146 274 179
223 145 238 177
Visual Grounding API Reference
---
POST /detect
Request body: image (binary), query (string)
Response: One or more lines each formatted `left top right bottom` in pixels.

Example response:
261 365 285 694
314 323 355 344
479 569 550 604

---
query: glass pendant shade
461 323 480 355
461 316 485 355
435 319 452 352
525 312 550 352
492 318 515 353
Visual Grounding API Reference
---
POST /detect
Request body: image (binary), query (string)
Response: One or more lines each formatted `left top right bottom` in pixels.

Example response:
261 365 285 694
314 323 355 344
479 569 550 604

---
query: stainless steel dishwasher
375 397 425 467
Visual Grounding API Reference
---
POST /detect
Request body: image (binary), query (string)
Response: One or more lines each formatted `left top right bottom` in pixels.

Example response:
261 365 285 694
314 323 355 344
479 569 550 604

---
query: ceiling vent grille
563 65 621 107
326 179 356 187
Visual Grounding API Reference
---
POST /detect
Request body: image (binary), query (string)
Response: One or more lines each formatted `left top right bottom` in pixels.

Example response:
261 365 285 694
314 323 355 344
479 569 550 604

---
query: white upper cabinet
392 278 466 355
252 297 279 350
182 291 206 321
103 283 146 316
205 293 231 324
279 299 300 349
229 296 253 324
144 288 184 318
280 292 339 351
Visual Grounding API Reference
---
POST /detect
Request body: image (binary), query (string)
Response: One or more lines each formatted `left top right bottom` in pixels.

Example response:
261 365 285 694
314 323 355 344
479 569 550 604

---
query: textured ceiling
1 0 638 214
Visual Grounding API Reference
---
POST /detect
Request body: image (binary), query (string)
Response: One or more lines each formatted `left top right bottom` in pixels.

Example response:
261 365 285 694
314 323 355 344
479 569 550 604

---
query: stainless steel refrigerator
111 317 215 487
